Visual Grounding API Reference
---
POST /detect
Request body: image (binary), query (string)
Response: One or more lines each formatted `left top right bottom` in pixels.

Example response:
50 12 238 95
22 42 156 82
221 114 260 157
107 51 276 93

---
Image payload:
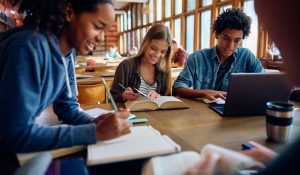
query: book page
154 96 188 109
142 151 201 175
201 144 259 175
87 135 180 165
125 96 158 111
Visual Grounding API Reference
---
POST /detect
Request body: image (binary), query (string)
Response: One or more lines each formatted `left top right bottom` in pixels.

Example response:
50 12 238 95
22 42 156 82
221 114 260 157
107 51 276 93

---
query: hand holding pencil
94 78 132 141
118 83 140 102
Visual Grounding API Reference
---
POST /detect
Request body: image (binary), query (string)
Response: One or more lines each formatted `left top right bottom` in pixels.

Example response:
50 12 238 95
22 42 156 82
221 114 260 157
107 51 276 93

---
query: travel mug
266 101 294 143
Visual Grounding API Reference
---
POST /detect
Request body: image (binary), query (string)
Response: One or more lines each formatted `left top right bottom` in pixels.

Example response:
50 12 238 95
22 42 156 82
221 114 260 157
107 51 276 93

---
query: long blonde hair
133 23 172 95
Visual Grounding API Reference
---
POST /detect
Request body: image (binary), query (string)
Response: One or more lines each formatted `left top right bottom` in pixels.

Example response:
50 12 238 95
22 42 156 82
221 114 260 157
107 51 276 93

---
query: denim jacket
173 46 264 91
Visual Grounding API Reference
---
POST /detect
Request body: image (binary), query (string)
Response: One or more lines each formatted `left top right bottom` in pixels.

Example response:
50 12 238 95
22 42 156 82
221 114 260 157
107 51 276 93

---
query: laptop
209 73 292 116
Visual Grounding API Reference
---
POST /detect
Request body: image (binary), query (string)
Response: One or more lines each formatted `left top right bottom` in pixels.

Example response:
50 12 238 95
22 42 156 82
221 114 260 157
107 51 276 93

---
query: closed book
125 96 188 112
87 126 181 166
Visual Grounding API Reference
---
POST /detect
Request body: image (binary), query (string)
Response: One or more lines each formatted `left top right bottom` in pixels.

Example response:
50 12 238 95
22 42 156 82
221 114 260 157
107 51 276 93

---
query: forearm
1 123 96 153
173 88 207 98
53 102 92 125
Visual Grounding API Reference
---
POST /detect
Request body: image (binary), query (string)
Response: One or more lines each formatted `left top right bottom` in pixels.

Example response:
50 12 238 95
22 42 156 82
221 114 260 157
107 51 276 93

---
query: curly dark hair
9 0 113 36
212 8 252 39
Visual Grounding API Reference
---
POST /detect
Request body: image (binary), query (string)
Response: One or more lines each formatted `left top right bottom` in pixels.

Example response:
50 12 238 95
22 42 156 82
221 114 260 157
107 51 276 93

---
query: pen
134 88 148 98
118 83 127 91
102 78 118 112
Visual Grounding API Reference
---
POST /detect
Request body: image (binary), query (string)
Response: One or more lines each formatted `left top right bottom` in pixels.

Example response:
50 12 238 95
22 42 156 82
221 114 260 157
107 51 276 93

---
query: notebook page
85 108 136 120
101 126 161 144
87 135 180 165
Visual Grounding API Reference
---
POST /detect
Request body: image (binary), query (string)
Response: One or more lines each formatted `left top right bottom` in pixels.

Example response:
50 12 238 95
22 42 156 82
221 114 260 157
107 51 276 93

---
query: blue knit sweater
0 26 96 153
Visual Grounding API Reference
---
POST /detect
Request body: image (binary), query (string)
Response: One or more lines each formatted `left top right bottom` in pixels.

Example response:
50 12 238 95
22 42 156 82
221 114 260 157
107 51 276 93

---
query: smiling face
216 28 243 61
61 3 115 55
142 39 169 65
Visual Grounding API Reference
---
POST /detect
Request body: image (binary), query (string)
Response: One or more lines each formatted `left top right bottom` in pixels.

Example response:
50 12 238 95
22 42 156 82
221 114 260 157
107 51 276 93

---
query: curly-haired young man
173 8 264 100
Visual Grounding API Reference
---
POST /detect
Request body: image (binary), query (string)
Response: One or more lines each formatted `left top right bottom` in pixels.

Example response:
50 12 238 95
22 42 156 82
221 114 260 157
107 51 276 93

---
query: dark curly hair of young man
213 8 252 39
9 0 112 36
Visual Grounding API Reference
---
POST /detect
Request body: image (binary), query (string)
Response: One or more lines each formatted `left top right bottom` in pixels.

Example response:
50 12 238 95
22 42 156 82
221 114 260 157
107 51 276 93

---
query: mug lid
266 101 294 112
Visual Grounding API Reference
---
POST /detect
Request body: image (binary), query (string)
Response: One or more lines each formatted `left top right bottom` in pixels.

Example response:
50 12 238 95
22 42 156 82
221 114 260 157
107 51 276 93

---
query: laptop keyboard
209 103 225 113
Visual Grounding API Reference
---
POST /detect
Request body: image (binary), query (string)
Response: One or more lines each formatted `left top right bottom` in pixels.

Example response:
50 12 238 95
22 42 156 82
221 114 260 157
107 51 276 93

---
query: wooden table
82 98 300 152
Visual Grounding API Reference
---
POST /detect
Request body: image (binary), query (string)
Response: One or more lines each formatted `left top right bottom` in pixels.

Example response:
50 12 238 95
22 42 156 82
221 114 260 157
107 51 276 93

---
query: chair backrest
77 84 105 105
75 67 86 73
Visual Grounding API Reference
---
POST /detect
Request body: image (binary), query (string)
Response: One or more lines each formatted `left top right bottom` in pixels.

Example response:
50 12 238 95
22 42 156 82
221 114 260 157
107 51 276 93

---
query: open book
125 96 188 112
142 144 260 175
87 126 181 166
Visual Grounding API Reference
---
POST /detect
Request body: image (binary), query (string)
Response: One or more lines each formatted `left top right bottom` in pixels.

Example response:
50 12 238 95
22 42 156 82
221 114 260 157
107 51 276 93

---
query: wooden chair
75 67 86 73
77 84 106 105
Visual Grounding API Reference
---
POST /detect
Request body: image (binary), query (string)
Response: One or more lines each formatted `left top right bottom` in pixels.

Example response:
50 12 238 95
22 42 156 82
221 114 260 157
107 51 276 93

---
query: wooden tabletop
82 98 300 152
76 68 184 85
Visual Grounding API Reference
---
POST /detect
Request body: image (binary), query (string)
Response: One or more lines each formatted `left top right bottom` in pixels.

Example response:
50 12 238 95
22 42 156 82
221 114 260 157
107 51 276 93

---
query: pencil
134 88 148 98
102 78 118 112
118 83 127 91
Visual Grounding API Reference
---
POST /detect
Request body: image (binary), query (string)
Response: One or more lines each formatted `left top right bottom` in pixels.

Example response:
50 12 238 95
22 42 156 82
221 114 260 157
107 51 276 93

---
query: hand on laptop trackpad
203 98 225 104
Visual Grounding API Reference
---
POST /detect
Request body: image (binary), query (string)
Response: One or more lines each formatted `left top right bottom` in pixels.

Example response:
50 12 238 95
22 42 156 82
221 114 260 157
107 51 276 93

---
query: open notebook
125 96 188 112
87 126 181 166
18 107 136 165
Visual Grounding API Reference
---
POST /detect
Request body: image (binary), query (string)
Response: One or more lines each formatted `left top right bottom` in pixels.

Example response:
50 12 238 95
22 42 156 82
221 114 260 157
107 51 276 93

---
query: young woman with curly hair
173 8 264 100
0 0 131 172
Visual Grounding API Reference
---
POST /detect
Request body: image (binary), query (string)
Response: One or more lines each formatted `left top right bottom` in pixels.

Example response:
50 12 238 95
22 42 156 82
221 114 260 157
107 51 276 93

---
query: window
156 0 162 21
143 3 147 25
165 0 171 18
164 21 170 29
127 32 131 53
124 13 127 31
202 0 212 6
132 5 136 28
187 0 196 11
123 33 127 54
174 18 181 46
131 31 135 49
120 15 124 32
200 10 211 49
149 0 154 23
119 34 124 54
175 0 182 15
137 4 141 26
219 4 232 14
243 0 258 55
136 29 141 49
142 27 147 40
127 10 131 30
186 15 194 53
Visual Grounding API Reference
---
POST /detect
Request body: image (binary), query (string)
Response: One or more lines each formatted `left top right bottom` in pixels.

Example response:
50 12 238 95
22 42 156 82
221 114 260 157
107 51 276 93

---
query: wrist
197 89 207 98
